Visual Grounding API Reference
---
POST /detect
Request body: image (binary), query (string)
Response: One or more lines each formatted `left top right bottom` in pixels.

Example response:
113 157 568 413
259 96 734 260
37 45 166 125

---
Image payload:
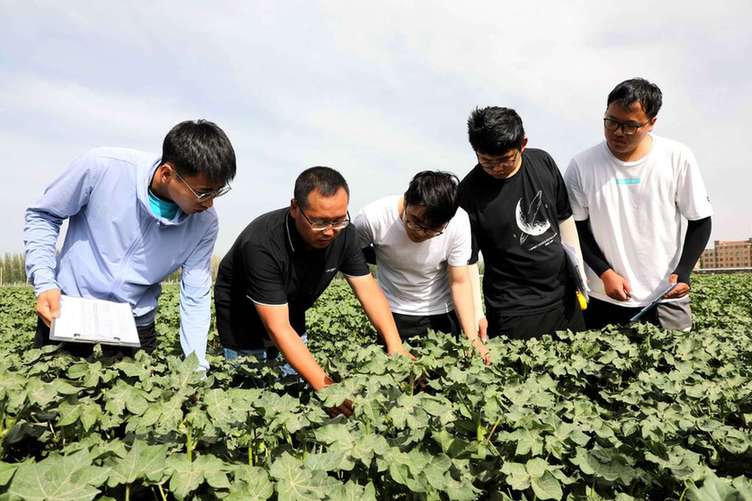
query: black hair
607 78 663 118
162 119 236 185
467 106 525 155
404 171 460 228
294 166 349 209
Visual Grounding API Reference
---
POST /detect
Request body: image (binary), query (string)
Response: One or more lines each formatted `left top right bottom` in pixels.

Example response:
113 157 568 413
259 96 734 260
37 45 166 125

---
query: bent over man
459 106 587 340
214 167 409 410
24 120 236 370
353 171 489 362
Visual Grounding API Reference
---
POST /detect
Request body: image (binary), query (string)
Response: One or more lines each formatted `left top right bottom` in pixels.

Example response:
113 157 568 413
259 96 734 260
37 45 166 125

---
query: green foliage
0 275 751 499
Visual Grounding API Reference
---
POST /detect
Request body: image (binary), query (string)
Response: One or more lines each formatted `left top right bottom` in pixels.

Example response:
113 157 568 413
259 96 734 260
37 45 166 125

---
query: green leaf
226 466 274 501
105 440 169 487
530 471 563 500
7 451 106 501
0 462 17 487
269 452 339 501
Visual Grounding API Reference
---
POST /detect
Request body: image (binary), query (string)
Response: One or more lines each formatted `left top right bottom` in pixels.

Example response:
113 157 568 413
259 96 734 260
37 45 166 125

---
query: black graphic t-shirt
458 148 573 315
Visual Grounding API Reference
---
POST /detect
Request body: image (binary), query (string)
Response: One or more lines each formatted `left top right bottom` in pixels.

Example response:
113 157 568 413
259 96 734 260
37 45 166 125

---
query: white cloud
1 0 751 254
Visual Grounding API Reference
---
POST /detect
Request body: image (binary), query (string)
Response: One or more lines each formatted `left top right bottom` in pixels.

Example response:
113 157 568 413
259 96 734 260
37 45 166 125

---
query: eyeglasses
402 205 446 237
175 172 232 202
478 150 519 171
300 208 350 232
603 117 651 136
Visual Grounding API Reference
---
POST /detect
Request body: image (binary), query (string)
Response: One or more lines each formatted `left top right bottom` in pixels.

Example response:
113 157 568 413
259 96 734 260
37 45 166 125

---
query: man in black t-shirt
458 106 587 340
215 166 409 414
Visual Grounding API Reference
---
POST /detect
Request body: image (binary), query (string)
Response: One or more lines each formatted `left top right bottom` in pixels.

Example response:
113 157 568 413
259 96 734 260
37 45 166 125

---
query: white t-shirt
564 135 713 307
353 195 472 315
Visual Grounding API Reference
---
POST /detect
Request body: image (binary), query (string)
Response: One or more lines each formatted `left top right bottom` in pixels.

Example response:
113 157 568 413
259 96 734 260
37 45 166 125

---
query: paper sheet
50 295 141 347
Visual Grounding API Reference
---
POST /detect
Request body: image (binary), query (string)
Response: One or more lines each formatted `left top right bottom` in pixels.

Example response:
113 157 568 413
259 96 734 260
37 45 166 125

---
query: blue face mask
148 189 179 220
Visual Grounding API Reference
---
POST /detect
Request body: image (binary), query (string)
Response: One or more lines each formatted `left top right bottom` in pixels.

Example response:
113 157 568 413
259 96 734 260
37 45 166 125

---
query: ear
647 117 657 131
289 198 298 216
520 137 529 152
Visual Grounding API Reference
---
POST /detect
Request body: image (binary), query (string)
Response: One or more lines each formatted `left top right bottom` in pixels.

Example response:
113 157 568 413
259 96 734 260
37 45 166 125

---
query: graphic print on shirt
514 190 558 251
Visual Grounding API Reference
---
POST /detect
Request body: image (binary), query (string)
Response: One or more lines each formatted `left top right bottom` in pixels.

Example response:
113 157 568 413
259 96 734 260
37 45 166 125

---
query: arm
559 216 588 292
24 152 103 324
468 262 487 342
664 216 712 299
345 273 411 357
255 303 332 390
449 265 489 363
177 217 218 371
575 218 632 301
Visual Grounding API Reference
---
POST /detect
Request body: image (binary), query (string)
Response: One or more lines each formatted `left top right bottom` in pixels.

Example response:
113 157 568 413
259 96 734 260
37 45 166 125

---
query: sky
1 1 750 257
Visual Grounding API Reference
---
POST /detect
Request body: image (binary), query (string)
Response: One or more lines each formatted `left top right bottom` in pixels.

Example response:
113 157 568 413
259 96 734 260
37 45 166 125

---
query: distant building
699 239 752 269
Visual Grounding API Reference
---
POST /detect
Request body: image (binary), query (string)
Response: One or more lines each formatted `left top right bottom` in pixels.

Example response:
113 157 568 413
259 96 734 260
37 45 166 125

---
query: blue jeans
223 334 307 377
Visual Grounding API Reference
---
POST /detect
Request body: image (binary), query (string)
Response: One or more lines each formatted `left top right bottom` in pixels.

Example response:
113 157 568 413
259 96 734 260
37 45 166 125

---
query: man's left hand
663 274 690 299
388 344 416 361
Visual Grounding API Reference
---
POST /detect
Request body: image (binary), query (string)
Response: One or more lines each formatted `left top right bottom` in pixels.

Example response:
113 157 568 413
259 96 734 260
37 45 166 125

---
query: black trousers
583 297 651 330
486 295 585 340
392 310 461 340
35 316 158 357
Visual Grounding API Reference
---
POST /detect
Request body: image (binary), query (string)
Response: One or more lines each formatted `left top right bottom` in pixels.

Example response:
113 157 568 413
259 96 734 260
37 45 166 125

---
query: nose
201 197 214 209
322 226 336 238
613 125 626 137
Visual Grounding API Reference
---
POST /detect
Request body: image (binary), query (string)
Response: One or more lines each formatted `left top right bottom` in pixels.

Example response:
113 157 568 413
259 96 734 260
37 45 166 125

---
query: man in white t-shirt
564 78 713 330
353 171 489 363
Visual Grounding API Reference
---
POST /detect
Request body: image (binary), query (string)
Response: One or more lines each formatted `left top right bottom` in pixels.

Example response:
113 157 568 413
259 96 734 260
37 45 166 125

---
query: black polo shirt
458 148 573 315
214 208 369 350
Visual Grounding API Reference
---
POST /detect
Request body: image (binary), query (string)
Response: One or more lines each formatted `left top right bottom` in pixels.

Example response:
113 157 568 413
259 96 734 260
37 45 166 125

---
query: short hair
294 166 349 209
607 78 663 118
467 106 525 155
162 119 237 185
404 171 460 228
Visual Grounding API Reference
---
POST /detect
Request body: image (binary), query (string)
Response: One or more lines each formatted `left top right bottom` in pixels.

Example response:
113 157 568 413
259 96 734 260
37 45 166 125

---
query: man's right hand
600 269 631 301
36 288 62 327
326 398 354 418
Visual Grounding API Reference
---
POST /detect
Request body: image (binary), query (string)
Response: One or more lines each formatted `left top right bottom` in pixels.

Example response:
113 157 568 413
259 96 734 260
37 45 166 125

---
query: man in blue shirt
24 120 236 370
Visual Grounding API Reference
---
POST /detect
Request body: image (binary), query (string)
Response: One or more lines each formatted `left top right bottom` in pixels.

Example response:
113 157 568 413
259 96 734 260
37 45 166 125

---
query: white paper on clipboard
49 295 141 348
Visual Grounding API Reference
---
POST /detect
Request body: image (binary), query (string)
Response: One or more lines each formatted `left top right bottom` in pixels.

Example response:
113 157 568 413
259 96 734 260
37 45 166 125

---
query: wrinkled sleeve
563 159 589 222
675 148 713 221
178 215 218 371
24 151 102 296
447 208 473 267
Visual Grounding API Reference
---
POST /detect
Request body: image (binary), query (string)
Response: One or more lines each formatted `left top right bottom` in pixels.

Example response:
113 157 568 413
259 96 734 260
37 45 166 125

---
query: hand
474 339 491 366
388 343 416 361
663 274 690 299
326 398 354 418
36 288 62 327
478 317 488 344
600 269 632 301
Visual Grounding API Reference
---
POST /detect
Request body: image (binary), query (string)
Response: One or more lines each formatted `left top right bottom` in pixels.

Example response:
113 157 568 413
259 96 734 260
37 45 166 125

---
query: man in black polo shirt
215 166 409 404
458 106 587 340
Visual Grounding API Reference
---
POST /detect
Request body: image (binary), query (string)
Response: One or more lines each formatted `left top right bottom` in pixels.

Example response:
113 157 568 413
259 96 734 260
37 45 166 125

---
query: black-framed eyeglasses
175 171 232 202
603 117 651 136
402 205 446 237
478 150 519 171
300 208 350 232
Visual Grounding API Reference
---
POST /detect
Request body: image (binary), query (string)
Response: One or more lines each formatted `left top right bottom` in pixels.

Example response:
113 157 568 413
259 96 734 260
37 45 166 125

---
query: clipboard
50 295 141 348
629 283 678 322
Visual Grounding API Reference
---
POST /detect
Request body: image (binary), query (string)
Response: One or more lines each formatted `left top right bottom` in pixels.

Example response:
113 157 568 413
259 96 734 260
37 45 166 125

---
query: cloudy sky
2 1 750 257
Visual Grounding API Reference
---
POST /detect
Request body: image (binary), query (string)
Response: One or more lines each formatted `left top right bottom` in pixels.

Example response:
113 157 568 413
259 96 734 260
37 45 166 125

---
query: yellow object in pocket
576 291 588 311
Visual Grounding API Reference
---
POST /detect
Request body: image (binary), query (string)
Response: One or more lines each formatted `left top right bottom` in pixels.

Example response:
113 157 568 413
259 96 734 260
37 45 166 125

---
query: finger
668 274 678 285
36 303 53 327
674 283 690 298
48 296 61 319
